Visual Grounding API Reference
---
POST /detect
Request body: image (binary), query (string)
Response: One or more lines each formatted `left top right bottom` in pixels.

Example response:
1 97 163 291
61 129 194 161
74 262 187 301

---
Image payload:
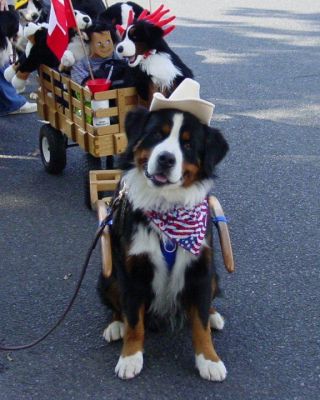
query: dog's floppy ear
203 125 229 177
118 106 149 169
125 106 149 146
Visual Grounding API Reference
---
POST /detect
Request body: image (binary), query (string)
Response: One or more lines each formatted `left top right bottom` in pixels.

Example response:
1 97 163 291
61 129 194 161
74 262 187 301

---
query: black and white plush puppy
59 10 92 71
4 23 59 92
98 1 144 26
98 79 229 381
115 4 193 102
15 0 48 23
0 10 19 67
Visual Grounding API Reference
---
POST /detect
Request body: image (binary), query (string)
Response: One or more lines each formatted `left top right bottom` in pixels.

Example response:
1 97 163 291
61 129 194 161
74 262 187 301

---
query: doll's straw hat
149 78 215 125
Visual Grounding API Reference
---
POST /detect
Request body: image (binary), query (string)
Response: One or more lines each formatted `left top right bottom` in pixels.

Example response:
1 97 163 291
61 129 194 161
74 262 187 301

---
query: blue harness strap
160 237 177 272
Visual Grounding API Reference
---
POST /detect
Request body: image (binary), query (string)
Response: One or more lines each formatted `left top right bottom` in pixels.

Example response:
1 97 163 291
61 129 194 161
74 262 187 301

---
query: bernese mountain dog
115 5 193 103
98 79 229 381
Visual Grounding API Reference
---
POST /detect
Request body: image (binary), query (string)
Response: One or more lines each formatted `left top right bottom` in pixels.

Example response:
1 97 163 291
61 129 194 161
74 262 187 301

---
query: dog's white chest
140 52 182 91
129 225 194 315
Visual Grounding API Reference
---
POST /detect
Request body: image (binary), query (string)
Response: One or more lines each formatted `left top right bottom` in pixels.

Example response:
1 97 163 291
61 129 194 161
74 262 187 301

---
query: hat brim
150 93 215 125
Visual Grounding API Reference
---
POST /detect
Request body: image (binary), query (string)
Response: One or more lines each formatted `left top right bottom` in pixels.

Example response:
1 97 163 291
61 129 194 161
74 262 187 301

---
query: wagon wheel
39 124 67 174
82 153 102 209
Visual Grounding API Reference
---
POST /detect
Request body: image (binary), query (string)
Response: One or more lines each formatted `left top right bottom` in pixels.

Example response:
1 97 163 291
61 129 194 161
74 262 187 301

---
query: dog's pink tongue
154 174 168 183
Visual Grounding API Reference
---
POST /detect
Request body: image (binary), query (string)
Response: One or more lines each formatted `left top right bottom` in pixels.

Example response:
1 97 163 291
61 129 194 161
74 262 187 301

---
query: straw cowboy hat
149 78 215 125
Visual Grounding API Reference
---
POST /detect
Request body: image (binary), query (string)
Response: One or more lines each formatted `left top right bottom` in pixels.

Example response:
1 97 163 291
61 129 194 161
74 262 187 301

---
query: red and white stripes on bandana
145 199 209 255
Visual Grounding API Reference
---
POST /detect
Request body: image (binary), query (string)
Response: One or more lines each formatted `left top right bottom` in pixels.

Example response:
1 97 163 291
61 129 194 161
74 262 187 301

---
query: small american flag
146 199 209 255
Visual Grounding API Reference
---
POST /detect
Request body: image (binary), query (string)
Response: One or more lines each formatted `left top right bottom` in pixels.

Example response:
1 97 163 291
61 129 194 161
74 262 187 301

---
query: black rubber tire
82 153 102 209
39 124 67 174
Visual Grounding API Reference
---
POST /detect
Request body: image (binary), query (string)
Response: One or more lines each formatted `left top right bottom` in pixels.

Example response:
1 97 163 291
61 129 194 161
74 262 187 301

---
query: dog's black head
116 21 164 67
121 107 229 189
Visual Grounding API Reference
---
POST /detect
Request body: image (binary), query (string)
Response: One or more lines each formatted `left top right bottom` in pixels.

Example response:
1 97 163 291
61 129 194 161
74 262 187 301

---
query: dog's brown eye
184 142 191 150
129 28 136 39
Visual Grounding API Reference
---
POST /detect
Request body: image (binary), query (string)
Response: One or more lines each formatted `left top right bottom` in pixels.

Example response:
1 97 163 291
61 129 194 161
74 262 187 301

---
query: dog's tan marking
189 307 220 362
162 123 171 136
122 305 145 357
181 130 191 141
182 162 200 187
134 148 151 169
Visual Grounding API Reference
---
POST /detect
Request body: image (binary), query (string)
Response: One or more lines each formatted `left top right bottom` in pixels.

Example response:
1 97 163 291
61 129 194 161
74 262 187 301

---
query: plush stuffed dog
98 79 230 381
115 4 193 103
4 22 59 92
59 9 92 72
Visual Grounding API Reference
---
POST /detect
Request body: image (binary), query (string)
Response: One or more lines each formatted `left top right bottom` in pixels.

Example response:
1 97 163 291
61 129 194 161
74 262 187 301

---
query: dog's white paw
61 50 75 67
209 311 225 330
195 354 227 381
115 351 143 379
102 321 124 342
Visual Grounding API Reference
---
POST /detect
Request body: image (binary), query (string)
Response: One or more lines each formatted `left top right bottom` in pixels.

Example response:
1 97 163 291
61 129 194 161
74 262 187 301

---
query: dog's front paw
195 354 227 381
209 311 225 330
61 50 75 67
103 321 124 342
115 351 143 379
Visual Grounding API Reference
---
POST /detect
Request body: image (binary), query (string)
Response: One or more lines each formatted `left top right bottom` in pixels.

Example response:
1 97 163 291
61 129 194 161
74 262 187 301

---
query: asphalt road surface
0 1 319 399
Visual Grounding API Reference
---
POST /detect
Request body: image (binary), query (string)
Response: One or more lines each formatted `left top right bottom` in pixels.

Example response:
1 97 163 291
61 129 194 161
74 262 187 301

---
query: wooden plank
87 133 114 157
70 80 83 93
48 109 58 128
120 87 137 96
37 100 46 120
40 65 52 75
89 169 121 210
89 179 119 191
94 124 119 136
117 89 126 133
95 199 112 278
93 89 117 101
49 69 57 109
60 117 75 141
113 133 127 154
94 106 118 118
90 169 121 180
76 127 88 151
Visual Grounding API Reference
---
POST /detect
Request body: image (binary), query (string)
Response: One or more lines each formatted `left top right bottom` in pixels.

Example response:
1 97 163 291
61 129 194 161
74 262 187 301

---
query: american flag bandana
145 199 209 255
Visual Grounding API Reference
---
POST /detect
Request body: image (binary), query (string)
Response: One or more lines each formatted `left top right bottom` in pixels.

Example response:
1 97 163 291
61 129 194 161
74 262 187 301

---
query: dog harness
146 199 209 270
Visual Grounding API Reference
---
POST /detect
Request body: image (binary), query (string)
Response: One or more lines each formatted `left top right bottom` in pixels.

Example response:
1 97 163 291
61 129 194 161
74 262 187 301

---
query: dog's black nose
117 45 124 53
31 13 38 21
157 152 176 169
83 17 90 23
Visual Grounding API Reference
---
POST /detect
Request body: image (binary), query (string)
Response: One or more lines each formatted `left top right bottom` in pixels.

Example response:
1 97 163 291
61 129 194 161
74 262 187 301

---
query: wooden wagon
37 65 140 206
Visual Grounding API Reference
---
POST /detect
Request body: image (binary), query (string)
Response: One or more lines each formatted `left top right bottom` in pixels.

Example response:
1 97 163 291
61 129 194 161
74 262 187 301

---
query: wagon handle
208 196 235 273
97 200 113 277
